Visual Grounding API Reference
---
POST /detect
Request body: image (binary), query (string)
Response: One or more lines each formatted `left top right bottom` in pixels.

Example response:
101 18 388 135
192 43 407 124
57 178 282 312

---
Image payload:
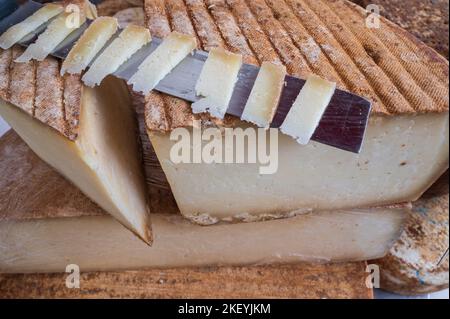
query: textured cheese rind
241 62 286 128
192 47 243 119
82 25 151 87
15 12 86 63
0 4 63 50
61 17 119 75
128 31 196 94
280 75 336 145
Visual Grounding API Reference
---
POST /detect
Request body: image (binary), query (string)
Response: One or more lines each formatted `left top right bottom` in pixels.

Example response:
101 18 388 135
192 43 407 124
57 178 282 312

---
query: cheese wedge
0 75 152 244
0 4 63 50
192 47 242 119
280 75 336 145
149 114 448 223
61 16 118 75
82 25 151 87
128 31 196 94
15 12 86 63
241 62 286 128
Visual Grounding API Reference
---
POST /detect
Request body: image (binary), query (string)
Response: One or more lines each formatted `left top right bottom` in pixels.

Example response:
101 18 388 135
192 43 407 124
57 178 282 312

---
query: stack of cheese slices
0 0 448 273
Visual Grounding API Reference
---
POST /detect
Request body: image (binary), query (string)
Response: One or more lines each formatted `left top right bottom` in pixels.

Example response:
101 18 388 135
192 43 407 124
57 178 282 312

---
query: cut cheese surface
82 25 151 87
0 207 407 273
15 12 86 63
241 62 286 128
128 31 196 94
149 113 449 223
192 47 242 119
280 75 336 145
0 77 152 244
61 16 118 75
0 4 63 50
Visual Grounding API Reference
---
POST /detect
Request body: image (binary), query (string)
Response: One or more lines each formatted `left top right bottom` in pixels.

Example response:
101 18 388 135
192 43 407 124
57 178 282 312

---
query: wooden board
0 131 373 299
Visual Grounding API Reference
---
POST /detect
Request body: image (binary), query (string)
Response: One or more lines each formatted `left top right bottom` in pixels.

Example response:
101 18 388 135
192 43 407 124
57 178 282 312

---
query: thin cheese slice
128 31 196 94
280 75 336 145
82 25 151 87
241 62 286 128
0 4 63 50
192 47 242 119
15 12 86 63
61 17 118 75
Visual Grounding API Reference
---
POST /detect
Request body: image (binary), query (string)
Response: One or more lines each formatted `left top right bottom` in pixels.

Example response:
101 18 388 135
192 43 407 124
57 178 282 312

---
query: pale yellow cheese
82 25 151 87
149 113 449 223
15 12 86 63
241 62 286 128
128 31 196 94
0 77 152 244
192 47 242 119
61 17 118 75
0 4 63 50
0 207 407 273
280 75 336 145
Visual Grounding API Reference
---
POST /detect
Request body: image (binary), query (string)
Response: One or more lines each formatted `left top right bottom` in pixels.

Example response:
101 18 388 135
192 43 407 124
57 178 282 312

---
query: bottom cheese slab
0 131 408 273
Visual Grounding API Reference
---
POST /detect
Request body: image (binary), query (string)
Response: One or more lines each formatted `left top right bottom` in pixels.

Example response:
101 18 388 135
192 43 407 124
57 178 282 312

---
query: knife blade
0 0 372 153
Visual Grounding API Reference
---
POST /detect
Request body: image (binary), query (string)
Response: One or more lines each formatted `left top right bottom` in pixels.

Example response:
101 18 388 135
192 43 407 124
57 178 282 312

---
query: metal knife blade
0 0 372 153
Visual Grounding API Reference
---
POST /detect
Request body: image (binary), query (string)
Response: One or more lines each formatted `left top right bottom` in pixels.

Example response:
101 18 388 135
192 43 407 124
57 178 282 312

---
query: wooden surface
0 131 373 299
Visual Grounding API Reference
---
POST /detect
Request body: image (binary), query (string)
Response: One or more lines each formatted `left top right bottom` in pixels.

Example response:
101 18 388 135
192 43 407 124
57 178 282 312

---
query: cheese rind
0 77 152 244
128 31 196 94
15 12 86 63
61 17 118 75
192 47 242 119
280 75 336 145
0 4 63 50
82 25 151 87
241 62 286 128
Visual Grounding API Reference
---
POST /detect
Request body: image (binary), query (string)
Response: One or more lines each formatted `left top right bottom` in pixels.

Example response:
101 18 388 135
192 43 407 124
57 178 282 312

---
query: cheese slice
15 12 86 63
0 77 152 244
241 62 286 128
61 16 118 75
0 4 63 50
280 75 336 145
82 25 151 87
192 47 242 119
128 31 196 94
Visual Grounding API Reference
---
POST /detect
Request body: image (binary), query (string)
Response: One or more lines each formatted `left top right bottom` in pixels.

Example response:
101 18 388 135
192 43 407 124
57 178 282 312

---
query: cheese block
61 16 119 75
0 132 408 273
0 4 63 50
192 47 243 119
15 12 87 63
241 61 286 128
0 52 152 244
280 75 336 145
373 193 449 295
143 0 448 223
82 25 150 87
128 31 196 94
